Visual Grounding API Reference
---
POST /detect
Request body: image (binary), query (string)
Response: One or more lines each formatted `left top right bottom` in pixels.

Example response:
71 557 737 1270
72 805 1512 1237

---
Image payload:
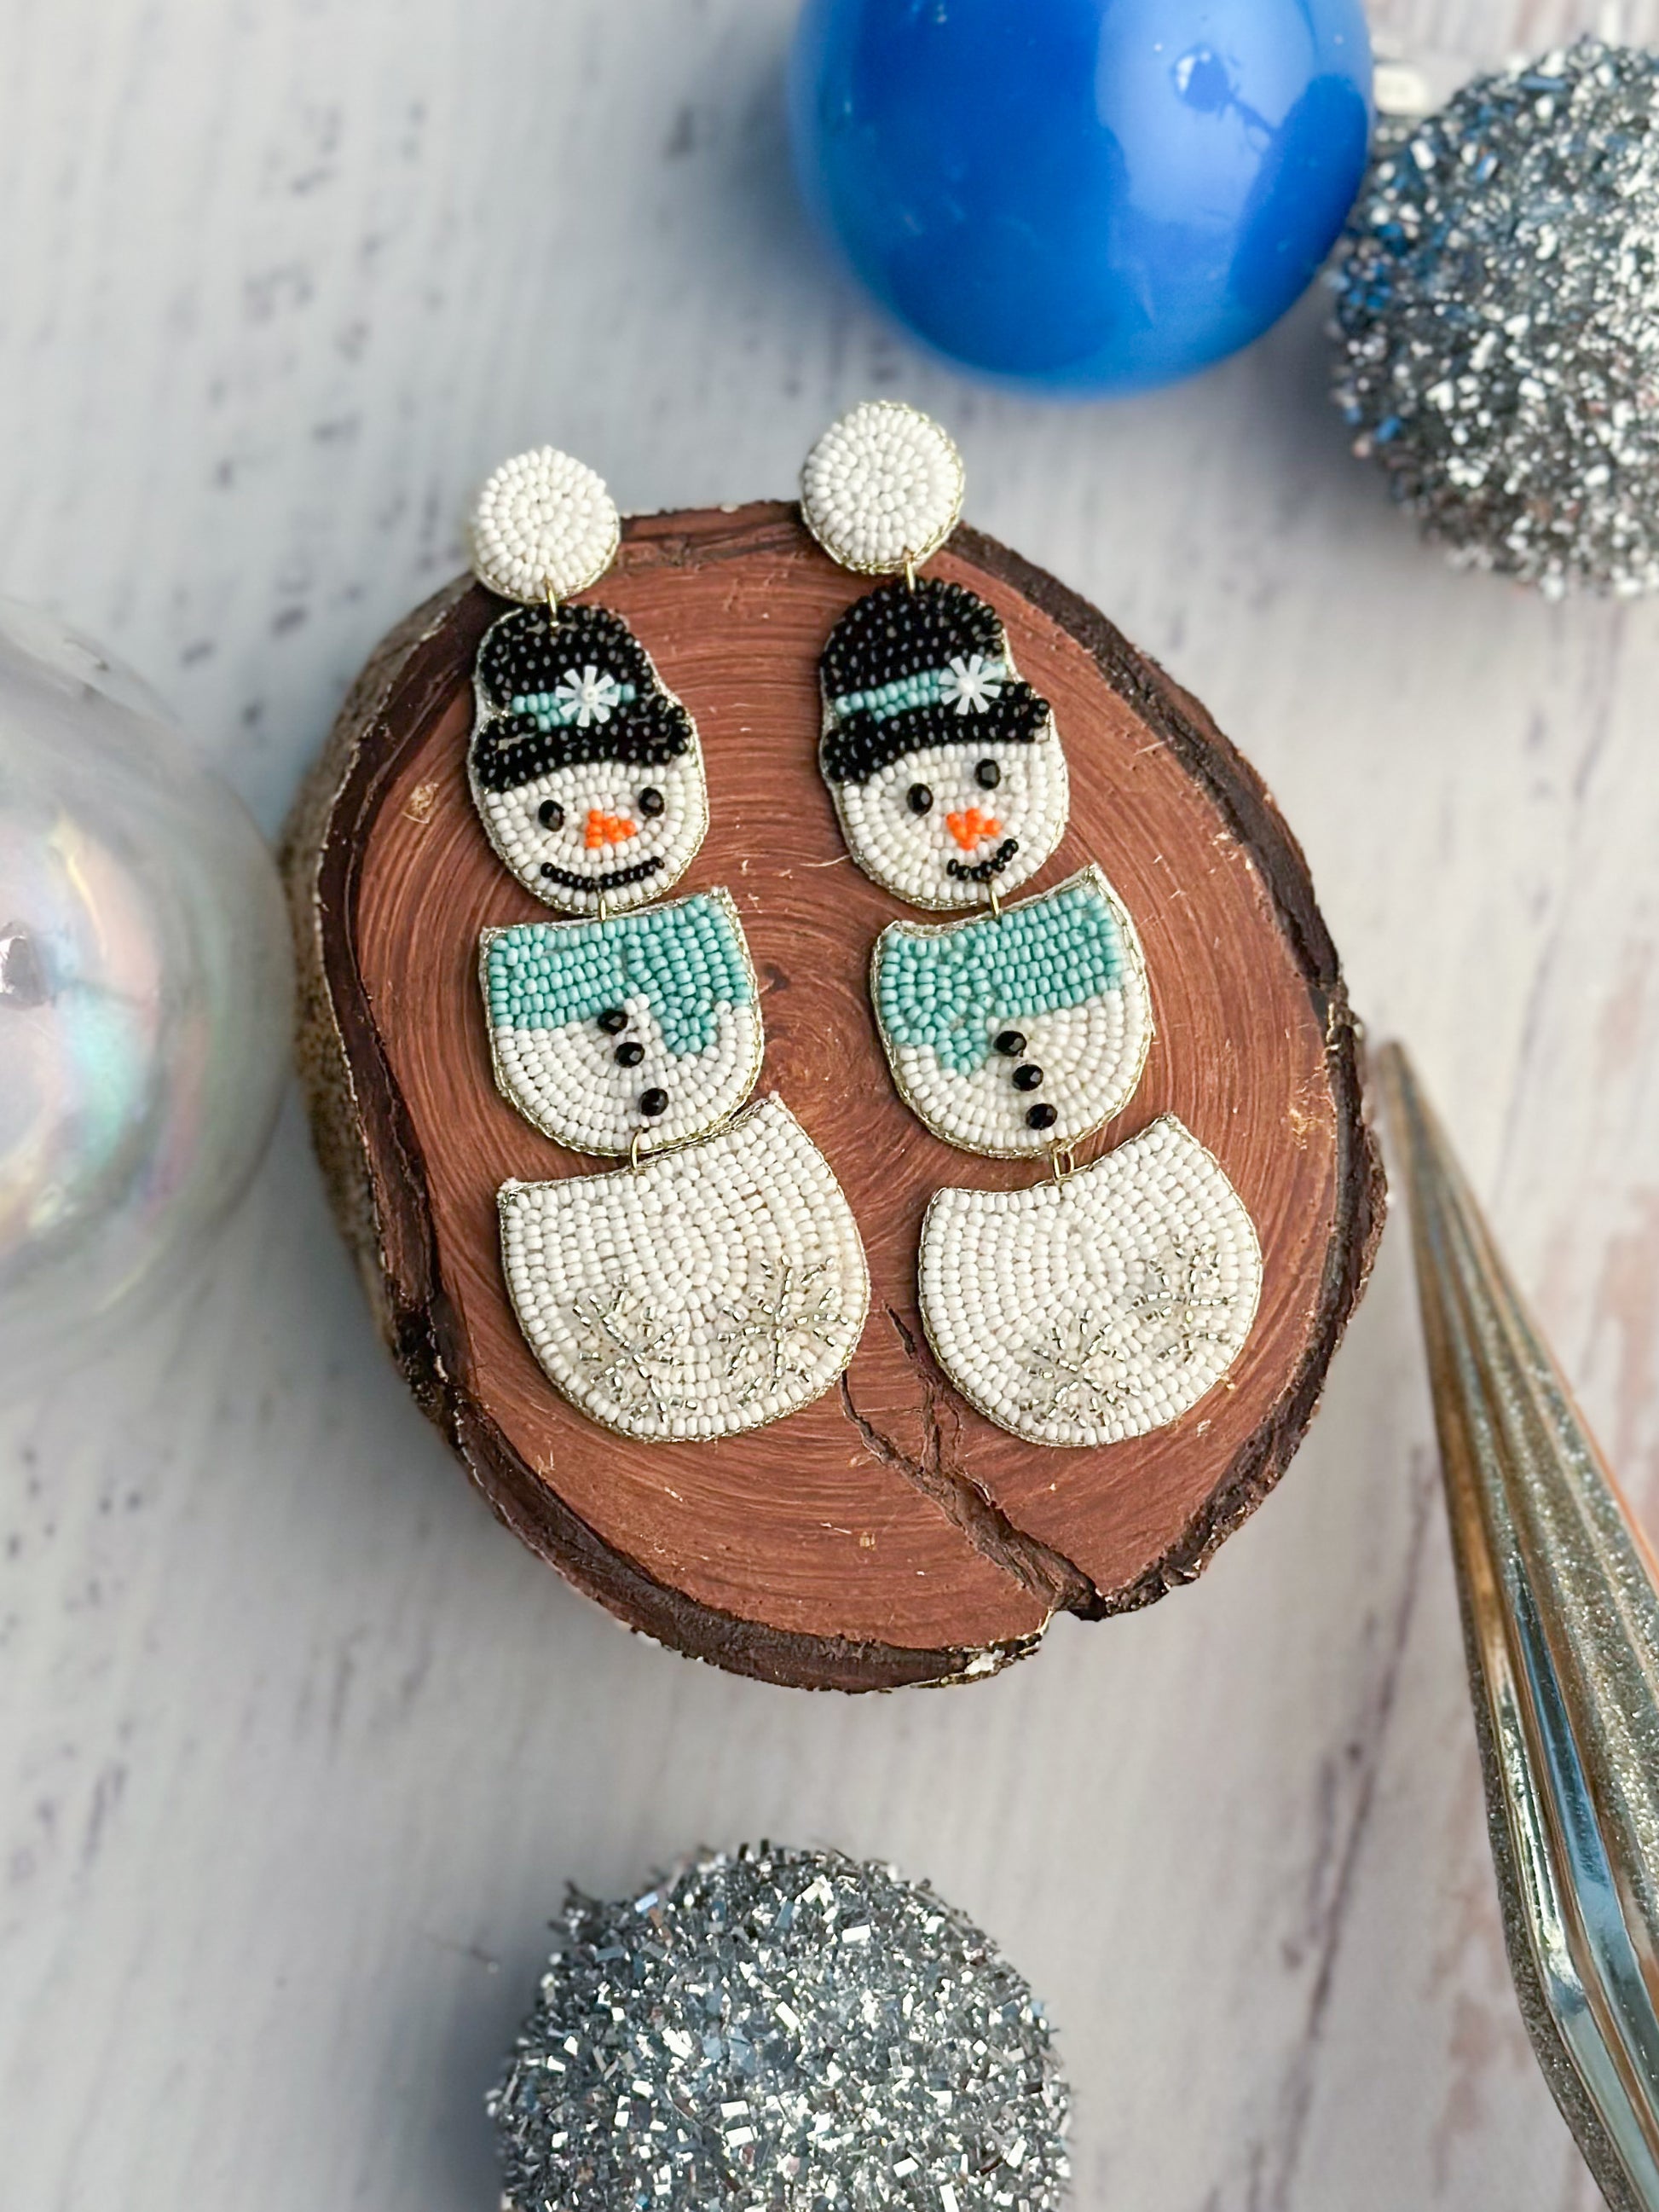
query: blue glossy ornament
789 0 1373 395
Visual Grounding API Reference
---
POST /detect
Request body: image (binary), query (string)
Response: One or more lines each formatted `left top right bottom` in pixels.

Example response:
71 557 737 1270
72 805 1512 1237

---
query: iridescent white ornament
0 601 292 1366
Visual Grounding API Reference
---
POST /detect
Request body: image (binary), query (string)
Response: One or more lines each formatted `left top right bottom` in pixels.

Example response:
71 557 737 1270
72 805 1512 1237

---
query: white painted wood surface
4 2 1658 2204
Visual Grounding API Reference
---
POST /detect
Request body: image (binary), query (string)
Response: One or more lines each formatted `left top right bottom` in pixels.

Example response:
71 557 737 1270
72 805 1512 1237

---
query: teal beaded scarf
877 877 1126 1074
486 894 752 1058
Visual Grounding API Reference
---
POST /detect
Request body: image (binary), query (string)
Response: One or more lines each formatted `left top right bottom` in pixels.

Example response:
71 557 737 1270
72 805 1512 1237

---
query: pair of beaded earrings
465 404 1262 1451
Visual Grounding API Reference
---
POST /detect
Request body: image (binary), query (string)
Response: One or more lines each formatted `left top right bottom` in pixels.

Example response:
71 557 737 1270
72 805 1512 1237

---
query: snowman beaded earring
465 447 868 1442
802 402 1262 1449
803 402 1068 913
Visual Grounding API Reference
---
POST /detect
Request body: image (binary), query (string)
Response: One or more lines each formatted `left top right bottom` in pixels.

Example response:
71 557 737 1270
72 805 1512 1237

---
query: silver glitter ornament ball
1332 39 1659 596
489 1844 1070 2212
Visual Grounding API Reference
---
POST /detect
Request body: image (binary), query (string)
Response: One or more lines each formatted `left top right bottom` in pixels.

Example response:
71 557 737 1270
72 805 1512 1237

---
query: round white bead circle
470 447 621 604
801 402 965 576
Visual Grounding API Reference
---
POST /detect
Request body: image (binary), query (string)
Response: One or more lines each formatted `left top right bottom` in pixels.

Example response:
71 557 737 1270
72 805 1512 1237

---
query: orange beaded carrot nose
585 809 638 851
945 805 1000 851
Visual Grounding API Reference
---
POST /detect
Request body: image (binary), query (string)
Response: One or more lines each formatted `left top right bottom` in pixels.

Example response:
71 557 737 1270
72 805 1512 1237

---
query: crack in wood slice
839 1308 1097 1618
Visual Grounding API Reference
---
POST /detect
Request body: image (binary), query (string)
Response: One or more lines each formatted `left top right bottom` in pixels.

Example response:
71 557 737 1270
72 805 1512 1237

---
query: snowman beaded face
470 599 708 915
819 577 1068 909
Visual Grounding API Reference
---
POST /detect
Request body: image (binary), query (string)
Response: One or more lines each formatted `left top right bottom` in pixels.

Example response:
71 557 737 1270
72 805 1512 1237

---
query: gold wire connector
986 880 1003 922
629 1129 647 1174
1049 1142 1077 1188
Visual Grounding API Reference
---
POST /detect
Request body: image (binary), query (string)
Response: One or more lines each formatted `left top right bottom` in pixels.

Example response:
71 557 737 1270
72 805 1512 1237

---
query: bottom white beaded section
919 1115 1263 1449
499 1095 870 1442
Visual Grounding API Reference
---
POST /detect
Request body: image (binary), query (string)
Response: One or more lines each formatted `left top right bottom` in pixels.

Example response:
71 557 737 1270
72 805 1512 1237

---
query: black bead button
974 758 1001 789
1026 1103 1058 1130
1012 1063 1043 1092
639 1086 668 1118
614 1040 645 1068
598 1008 627 1034
994 1029 1026 1057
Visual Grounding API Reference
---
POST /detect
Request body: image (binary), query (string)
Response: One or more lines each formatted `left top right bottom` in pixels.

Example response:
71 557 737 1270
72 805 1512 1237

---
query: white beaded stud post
801 402 965 576
470 446 622 605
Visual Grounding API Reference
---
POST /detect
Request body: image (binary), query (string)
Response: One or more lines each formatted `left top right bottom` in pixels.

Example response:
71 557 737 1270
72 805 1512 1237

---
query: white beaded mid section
499 1097 870 1442
885 997 1147 1158
470 446 621 603
919 1115 1263 1448
871 865 1150 1157
486 993 762 1157
831 722 1069 911
471 749 708 916
801 402 965 576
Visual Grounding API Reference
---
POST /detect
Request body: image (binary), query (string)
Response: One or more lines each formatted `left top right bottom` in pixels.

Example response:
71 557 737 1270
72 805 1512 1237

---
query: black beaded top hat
471 602 693 794
819 577 1050 787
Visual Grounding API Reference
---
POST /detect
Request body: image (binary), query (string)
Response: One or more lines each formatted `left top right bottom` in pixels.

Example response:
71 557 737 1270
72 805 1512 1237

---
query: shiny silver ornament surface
0 599 292 1367
1332 38 1659 598
490 1844 1070 2212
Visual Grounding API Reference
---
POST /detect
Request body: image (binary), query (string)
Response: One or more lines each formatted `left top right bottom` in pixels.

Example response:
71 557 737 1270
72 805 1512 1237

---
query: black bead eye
975 758 1001 790
638 787 665 818
906 783 934 814
537 799 564 831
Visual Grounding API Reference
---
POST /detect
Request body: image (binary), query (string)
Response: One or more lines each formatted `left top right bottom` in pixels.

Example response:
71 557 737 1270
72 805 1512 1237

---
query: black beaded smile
819 577 1049 786
946 838 1019 883
472 602 692 792
538 856 664 893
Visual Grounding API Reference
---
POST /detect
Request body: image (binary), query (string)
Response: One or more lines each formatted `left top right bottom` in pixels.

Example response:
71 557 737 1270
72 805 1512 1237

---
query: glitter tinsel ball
1332 38 1659 597
488 1844 1071 2212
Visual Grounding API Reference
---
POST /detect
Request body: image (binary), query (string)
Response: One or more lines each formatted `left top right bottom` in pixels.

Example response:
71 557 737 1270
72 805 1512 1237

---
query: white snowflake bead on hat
471 445 622 604
801 401 965 576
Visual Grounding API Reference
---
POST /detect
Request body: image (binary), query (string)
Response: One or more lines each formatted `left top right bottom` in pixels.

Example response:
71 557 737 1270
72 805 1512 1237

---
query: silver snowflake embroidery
1127 1240 1234 1366
939 652 1004 715
567 1283 683 1420
1014 1242 1238 1428
555 663 622 727
714 1260 846 1398
1015 1306 1138 1427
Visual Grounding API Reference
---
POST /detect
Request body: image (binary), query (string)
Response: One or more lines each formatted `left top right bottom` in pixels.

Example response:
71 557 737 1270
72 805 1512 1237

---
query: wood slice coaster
282 503 1383 1692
